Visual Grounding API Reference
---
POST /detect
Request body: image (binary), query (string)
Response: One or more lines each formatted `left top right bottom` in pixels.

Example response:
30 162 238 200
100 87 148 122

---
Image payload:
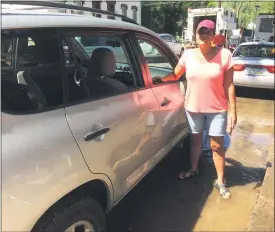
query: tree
141 1 274 35
141 1 211 35
211 1 275 28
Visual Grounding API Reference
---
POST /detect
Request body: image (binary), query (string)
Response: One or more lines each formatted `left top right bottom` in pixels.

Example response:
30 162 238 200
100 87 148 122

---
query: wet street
106 87 274 232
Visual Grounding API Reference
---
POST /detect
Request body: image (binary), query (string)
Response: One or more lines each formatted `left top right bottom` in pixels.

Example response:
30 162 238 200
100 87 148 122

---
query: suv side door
62 30 160 204
134 33 188 163
1 29 92 231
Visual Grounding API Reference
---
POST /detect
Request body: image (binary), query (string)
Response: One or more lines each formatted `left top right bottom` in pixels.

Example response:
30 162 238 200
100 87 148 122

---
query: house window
131 5 138 22
121 3 128 17
107 1 116 20
92 1 101 18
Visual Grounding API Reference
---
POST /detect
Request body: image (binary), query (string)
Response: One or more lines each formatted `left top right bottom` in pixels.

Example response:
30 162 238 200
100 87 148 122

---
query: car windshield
233 44 275 58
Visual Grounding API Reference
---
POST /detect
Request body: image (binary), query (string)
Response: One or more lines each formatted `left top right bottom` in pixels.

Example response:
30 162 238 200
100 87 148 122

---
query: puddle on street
193 96 274 231
248 132 274 146
107 95 273 232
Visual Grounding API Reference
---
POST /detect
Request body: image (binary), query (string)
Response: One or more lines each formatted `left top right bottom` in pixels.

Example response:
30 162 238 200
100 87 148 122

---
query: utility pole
218 1 221 8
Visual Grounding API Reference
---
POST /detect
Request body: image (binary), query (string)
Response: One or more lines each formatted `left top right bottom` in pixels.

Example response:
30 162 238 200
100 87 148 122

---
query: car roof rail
1 0 139 25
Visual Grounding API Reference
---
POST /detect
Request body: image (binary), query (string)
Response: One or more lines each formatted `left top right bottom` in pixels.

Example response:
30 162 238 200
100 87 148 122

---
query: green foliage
141 1 275 35
211 1 275 28
141 1 211 36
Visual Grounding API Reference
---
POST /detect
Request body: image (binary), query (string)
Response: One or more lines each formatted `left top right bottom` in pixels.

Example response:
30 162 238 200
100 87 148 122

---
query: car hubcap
65 220 95 232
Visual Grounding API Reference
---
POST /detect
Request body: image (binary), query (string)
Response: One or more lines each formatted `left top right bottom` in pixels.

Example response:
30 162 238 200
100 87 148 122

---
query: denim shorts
185 110 228 136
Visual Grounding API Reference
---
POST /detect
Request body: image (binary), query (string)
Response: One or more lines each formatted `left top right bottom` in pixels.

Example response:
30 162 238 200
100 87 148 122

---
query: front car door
62 29 160 203
134 33 189 163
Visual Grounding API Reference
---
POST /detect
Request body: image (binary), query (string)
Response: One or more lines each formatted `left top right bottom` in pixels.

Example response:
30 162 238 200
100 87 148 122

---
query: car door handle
84 127 110 141
160 98 171 107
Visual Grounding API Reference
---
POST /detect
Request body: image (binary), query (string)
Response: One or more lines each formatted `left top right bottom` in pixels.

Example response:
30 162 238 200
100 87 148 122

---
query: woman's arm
153 50 188 84
163 64 186 82
153 63 185 83
224 67 237 133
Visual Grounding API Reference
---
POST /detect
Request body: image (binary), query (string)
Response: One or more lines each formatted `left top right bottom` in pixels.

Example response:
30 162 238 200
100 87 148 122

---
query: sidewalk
247 145 274 231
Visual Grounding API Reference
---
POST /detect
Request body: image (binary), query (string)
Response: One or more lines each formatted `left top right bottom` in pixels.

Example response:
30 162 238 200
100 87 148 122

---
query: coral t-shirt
179 48 234 113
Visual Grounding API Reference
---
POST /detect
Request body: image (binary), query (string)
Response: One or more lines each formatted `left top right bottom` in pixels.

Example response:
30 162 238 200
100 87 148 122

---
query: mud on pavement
247 145 274 232
106 87 274 232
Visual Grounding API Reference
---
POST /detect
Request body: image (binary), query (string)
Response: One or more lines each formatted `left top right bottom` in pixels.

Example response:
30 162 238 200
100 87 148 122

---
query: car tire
34 198 106 232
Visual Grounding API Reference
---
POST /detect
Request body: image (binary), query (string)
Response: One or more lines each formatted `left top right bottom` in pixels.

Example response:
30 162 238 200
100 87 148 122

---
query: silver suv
2 2 188 232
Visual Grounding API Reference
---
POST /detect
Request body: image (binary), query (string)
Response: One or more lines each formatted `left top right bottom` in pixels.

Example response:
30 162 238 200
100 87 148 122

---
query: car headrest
87 48 116 78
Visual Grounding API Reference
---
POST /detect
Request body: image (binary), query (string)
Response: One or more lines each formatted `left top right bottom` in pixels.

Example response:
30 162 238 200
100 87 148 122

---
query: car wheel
34 198 106 232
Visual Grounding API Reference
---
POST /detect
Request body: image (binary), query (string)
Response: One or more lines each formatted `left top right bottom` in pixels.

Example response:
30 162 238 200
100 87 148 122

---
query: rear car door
134 33 188 163
1 29 92 231
62 30 160 203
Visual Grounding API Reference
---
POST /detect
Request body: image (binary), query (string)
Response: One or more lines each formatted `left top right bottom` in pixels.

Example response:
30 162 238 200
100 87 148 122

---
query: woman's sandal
178 169 199 180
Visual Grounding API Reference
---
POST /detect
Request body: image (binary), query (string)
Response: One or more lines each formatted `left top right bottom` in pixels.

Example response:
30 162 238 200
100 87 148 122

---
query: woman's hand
227 111 237 136
160 64 186 83
152 76 163 84
224 65 237 136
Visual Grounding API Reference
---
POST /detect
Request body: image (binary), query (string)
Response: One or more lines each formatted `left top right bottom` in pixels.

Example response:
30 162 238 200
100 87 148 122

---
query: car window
233 44 275 58
16 36 39 67
1 29 64 113
62 39 88 103
62 40 74 65
1 37 13 67
75 35 128 64
63 33 142 104
136 36 174 85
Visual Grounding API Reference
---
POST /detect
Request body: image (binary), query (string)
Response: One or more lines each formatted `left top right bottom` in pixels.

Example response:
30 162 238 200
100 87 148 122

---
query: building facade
82 1 141 24
2 0 141 25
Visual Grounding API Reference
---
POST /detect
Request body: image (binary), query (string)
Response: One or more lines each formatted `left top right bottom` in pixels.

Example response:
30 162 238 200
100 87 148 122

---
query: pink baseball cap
196 20 215 33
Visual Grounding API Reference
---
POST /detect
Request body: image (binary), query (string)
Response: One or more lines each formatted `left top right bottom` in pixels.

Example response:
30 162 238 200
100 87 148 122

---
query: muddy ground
106 87 274 232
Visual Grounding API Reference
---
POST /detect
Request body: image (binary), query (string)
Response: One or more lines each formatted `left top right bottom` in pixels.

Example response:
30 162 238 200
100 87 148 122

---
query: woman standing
153 20 237 199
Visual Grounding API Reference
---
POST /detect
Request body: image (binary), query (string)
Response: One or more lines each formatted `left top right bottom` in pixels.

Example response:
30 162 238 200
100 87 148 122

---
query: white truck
254 14 275 42
183 7 237 49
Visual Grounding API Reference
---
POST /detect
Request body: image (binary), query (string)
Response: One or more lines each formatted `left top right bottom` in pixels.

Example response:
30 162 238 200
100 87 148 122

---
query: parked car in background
159 33 184 56
232 42 274 89
2 2 189 232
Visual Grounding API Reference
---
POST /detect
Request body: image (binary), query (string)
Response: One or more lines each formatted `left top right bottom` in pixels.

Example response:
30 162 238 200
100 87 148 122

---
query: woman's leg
210 136 225 184
179 110 204 179
190 132 203 172
207 112 230 198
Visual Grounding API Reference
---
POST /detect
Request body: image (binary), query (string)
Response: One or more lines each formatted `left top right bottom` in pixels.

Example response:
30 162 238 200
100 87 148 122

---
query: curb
247 145 274 231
